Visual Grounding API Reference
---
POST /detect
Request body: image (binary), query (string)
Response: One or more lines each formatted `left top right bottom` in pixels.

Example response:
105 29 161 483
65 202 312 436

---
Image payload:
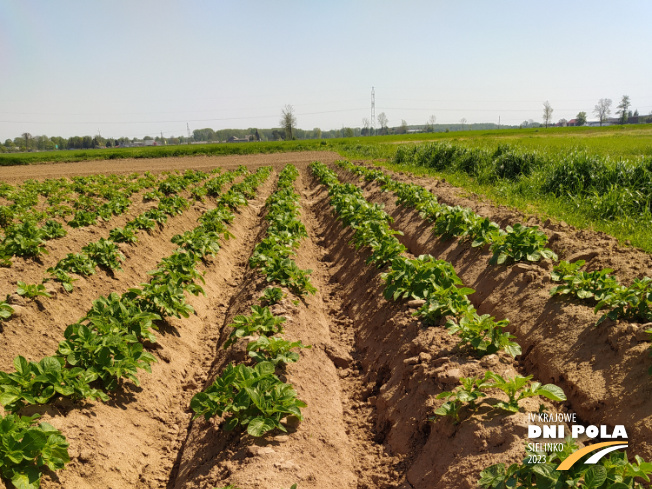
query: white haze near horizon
0 0 651 141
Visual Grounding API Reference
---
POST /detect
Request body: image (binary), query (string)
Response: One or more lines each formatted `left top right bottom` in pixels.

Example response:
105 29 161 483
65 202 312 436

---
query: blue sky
1 0 651 140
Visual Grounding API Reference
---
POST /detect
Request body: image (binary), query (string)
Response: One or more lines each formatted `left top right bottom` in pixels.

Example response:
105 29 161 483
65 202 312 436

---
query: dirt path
0 151 341 182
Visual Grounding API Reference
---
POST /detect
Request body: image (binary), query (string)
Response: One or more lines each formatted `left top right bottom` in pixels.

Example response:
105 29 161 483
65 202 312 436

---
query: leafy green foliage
0 356 108 412
416 285 475 324
224 306 286 348
261 258 317 296
109 226 138 244
315 161 521 359
129 215 156 232
16 282 51 300
259 287 284 305
249 165 317 295
57 323 156 391
246 336 310 366
434 375 486 423
67 210 98 228
190 362 306 437
82 238 125 271
1 221 48 258
483 371 567 413
489 224 557 265
172 228 222 257
595 277 652 324
550 261 652 325
0 301 14 321
382 255 463 301
433 370 566 422
0 413 70 489
55 252 96 276
445 311 521 358
550 260 619 300
39 220 66 240
81 292 161 343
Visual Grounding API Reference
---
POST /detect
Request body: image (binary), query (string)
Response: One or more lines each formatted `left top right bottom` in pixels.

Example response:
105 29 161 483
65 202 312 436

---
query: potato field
0 151 651 489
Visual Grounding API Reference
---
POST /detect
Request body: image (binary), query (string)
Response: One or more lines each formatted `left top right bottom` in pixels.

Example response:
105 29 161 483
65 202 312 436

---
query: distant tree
4 139 15 148
576 111 587 126
397 119 408 134
21 132 32 151
542 101 553 128
280 105 297 140
361 117 370 136
342 127 354 138
271 129 284 141
558 118 568 127
459 117 467 130
377 112 388 134
616 95 631 124
426 114 436 132
313 127 322 139
593 98 612 126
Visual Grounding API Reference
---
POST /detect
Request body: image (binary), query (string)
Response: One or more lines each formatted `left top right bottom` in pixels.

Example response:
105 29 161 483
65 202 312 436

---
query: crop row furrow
0 167 272 488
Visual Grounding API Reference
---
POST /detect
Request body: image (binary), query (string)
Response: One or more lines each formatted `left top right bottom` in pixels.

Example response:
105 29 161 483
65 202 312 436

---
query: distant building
227 135 253 143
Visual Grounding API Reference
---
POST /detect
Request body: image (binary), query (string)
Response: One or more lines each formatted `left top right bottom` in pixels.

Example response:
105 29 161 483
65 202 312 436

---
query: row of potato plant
190 301 308 438
41 168 242 294
551 260 652 324
338 161 652 379
309 162 568 414
310 161 520 358
0 167 271 488
336 160 558 266
0 170 199 264
191 165 311 440
312 162 648 487
249 164 316 296
551 260 652 375
335 163 652 484
0 172 159 231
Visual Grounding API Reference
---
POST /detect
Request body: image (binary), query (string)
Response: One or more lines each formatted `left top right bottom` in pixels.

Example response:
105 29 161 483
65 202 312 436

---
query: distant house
567 119 578 127
227 135 253 143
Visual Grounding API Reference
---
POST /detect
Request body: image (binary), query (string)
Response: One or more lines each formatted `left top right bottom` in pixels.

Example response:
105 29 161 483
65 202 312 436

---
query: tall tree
616 95 631 124
576 111 587 126
362 117 370 136
542 101 553 128
21 132 32 151
593 98 612 126
425 114 436 132
280 105 297 140
377 112 388 134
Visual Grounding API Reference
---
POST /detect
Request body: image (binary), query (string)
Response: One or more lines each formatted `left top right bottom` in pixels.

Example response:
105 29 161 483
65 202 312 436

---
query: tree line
540 95 651 129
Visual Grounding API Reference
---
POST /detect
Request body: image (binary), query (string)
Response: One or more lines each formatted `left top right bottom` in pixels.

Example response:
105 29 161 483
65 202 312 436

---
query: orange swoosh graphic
557 441 628 470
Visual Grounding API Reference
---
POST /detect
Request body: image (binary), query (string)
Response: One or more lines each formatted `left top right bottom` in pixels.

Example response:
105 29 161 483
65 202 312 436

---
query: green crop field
3 125 652 252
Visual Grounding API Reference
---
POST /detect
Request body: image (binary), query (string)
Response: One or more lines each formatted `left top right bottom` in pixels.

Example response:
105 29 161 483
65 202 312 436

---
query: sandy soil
0 151 650 488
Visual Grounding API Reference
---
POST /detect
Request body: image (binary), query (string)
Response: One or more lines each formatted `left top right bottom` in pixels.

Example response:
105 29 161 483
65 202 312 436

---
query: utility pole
370 87 376 135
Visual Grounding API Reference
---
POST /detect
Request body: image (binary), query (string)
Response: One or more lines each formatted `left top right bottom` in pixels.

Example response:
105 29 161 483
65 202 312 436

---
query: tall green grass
384 141 652 252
